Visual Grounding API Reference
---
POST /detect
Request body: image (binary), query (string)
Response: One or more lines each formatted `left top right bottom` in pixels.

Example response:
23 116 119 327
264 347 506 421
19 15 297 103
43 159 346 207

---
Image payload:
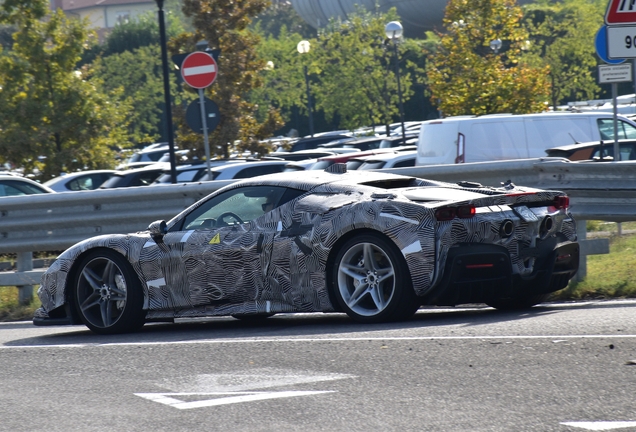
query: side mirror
147 220 168 238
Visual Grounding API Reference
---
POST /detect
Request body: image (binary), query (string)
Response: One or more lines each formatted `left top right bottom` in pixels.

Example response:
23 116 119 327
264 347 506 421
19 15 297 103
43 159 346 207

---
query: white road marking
561 421 636 430
135 390 332 410
4 333 636 350
137 369 351 410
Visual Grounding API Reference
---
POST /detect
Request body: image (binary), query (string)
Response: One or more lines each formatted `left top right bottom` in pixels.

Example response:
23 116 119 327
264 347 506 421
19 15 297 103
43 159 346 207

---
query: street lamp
490 38 502 54
385 21 406 146
154 0 177 183
297 40 314 137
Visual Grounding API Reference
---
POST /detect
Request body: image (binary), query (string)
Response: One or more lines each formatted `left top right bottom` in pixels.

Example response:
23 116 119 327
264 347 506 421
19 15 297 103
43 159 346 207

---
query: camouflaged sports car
34 166 579 334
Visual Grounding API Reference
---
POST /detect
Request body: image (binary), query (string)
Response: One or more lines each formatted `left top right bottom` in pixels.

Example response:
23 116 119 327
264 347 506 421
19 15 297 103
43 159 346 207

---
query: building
50 0 155 38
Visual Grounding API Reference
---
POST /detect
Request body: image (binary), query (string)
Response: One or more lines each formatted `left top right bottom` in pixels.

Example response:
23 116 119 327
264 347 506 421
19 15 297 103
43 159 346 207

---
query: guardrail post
576 221 587 282
16 252 34 304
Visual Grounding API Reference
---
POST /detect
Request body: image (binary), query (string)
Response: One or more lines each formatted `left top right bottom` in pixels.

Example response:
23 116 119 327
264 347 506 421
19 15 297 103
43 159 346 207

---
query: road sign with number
606 0 636 25
607 25 636 58
181 52 217 89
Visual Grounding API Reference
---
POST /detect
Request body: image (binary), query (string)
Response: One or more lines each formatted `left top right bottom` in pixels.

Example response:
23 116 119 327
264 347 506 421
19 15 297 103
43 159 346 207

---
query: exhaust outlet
540 216 553 237
500 220 514 237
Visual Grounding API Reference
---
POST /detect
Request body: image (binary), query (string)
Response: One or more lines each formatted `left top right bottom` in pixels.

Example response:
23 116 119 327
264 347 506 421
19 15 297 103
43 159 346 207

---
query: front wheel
73 250 145 334
331 233 419 323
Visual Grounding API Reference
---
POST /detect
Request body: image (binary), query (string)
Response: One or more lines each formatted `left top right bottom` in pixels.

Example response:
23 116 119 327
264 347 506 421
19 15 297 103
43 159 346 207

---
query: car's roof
350 150 418 162
114 163 170 175
43 170 116 186
0 175 55 193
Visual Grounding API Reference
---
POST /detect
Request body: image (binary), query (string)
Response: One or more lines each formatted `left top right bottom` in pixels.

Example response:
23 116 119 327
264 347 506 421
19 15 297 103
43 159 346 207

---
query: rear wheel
73 250 145 334
331 233 419 323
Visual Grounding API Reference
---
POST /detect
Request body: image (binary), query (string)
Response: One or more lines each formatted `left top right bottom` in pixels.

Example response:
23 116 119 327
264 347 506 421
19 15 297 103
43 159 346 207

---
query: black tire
486 293 550 310
73 249 145 334
331 233 419 323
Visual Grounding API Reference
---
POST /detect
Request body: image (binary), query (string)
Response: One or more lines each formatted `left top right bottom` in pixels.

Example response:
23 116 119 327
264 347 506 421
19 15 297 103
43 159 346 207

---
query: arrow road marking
561 421 636 430
135 390 333 410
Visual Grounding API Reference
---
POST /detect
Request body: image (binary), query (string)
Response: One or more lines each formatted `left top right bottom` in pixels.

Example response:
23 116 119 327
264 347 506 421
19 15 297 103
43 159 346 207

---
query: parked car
416 112 636 166
308 146 416 171
152 160 242 185
352 151 418 170
0 175 54 197
545 139 636 161
117 143 171 169
100 164 168 189
262 149 338 161
43 170 116 192
34 168 579 334
285 133 352 152
198 160 289 181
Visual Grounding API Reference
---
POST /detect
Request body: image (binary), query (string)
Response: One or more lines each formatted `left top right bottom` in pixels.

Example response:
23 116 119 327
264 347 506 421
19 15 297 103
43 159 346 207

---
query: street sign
181 52 218 89
607 25 636 58
606 0 636 25
596 25 625 64
598 63 633 83
185 98 220 134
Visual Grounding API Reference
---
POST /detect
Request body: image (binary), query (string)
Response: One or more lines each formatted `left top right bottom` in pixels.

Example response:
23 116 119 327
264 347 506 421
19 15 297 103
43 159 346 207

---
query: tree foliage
252 7 421 135
174 0 284 157
0 1 131 179
310 7 416 132
523 0 604 109
89 45 168 145
427 0 550 116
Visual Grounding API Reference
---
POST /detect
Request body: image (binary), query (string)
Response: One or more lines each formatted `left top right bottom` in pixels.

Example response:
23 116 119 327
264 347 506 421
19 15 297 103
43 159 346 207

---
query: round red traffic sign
181 52 218 89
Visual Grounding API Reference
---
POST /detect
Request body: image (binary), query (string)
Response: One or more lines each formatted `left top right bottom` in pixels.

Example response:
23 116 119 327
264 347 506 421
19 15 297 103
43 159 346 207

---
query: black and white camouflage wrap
35 170 577 321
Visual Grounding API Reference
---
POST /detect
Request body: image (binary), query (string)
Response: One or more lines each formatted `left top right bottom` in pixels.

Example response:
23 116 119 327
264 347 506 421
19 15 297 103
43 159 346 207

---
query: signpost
180 51 219 177
602 0 636 161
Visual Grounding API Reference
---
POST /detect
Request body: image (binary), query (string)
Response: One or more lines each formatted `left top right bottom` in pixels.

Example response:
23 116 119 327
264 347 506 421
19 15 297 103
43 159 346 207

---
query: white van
415 112 636 165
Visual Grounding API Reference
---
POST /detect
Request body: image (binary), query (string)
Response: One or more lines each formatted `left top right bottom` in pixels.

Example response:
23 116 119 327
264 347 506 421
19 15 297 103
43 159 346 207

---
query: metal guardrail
2 158 633 302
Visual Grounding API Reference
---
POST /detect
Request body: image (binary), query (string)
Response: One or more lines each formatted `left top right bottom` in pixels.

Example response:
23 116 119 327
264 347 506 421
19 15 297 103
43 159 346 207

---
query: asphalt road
1 300 636 432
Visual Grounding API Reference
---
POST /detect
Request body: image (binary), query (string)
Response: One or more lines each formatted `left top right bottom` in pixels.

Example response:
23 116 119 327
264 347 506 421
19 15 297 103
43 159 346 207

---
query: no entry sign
181 52 218 89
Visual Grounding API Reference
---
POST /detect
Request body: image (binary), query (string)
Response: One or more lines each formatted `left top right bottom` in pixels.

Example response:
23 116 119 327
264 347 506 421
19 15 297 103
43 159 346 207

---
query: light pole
490 38 502 54
155 0 177 183
385 21 406 146
297 40 314 137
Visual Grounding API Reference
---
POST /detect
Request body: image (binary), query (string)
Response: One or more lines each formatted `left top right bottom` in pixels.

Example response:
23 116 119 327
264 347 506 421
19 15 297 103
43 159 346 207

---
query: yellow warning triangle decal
209 233 221 244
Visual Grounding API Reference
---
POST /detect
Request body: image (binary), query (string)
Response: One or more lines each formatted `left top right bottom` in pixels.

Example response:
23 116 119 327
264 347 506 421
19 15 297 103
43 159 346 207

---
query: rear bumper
423 240 579 306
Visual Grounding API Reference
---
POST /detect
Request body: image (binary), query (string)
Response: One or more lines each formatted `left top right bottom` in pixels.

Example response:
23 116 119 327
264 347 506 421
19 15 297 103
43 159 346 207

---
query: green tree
310 7 416 132
0 2 131 179
89 45 168 145
253 6 423 135
523 0 604 110
174 0 284 158
427 0 550 116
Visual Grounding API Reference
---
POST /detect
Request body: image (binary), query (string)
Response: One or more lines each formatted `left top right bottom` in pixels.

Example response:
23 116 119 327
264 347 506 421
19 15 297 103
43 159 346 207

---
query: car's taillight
435 205 476 221
553 195 569 210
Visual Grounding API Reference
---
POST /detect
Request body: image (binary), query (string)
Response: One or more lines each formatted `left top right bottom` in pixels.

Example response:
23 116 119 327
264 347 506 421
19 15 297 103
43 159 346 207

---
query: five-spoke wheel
332 233 419 323
74 250 144 334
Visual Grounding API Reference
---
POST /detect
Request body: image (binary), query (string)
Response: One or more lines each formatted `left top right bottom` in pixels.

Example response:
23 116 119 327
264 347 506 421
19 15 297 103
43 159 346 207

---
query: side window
598 119 636 140
178 186 304 231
